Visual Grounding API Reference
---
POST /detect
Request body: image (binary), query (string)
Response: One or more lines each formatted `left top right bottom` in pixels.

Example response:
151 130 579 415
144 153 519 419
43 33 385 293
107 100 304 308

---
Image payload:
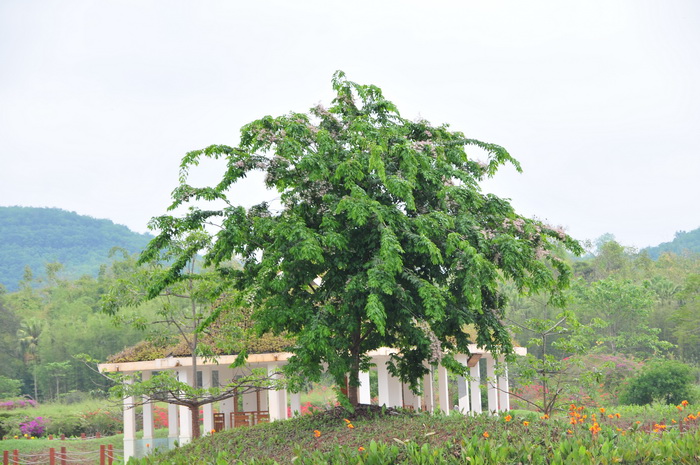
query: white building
99 345 524 461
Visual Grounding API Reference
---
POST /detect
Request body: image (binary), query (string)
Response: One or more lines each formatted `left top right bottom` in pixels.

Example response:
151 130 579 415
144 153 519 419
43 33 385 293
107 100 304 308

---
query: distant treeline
645 227 700 259
0 206 152 291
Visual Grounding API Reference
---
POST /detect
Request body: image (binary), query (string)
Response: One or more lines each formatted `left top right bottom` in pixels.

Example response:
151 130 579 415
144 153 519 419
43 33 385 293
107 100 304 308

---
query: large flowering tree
142 71 582 406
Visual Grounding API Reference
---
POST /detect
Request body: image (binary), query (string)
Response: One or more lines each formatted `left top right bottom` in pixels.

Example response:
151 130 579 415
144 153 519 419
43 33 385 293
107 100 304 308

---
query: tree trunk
190 405 201 439
348 384 359 406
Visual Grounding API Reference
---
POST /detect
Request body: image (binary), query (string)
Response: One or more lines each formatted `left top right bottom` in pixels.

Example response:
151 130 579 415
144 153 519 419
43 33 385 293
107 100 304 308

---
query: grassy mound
130 403 700 464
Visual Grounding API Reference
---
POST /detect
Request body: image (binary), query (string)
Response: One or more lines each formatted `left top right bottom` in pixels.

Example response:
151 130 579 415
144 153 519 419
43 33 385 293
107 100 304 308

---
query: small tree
17 318 43 400
509 310 599 415
141 72 583 406
101 237 247 438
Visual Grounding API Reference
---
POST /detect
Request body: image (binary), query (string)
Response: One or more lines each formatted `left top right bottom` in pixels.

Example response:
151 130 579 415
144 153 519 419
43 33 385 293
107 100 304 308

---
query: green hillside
0 206 152 291
645 227 700 259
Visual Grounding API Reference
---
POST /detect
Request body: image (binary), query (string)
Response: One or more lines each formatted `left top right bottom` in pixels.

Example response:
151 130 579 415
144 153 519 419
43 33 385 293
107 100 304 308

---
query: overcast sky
1 1 698 250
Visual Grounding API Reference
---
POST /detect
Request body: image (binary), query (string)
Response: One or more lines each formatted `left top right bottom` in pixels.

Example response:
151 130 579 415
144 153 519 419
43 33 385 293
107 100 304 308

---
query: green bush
0 412 17 438
0 376 22 399
80 408 121 435
620 359 696 405
45 414 85 437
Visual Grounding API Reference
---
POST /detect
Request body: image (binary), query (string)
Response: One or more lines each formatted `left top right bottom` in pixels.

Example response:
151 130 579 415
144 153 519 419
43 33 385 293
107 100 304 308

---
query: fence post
3 450 8 465
96 432 101 439
100 444 105 465
49 434 53 440
60 434 65 441
60 446 67 465
109 444 114 465
81 433 86 440
49 447 55 465
12 450 18 465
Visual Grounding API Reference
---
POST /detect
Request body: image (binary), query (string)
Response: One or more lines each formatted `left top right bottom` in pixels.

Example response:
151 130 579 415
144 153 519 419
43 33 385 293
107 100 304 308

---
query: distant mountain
0 206 152 291
644 227 700 259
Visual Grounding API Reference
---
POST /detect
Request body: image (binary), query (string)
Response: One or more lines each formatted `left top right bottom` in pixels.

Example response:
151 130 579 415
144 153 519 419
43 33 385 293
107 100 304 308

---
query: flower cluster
0 399 37 410
19 416 45 437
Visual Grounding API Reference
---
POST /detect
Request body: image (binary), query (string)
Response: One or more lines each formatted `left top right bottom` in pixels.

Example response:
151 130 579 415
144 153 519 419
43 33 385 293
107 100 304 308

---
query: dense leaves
142 72 582 403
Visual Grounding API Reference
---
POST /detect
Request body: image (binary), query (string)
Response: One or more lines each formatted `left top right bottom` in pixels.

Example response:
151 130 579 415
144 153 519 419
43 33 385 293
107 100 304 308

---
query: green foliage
510 310 600 414
620 360 696 406
0 206 152 291
0 376 22 399
126 405 700 464
142 71 582 403
574 278 672 356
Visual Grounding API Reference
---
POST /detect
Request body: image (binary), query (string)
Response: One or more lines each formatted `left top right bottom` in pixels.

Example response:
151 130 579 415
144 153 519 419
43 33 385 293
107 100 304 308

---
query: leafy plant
140 71 582 407
620 359 696 405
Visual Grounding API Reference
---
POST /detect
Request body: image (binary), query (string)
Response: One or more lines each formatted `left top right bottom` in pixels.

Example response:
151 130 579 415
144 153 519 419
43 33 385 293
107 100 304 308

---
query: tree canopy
142 71 583 405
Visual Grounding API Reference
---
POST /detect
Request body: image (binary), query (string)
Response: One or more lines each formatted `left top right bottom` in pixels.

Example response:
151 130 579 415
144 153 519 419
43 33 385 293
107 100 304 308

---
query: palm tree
17 319 43 400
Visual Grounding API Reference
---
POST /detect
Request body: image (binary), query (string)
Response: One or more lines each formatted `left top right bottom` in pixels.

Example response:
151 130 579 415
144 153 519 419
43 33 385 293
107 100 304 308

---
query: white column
142 371 154 441
470 362 482 414
123 378 136 461
177 369 193 444
377 359 390 407
422 367 434 412
290 392 302 417
267 364 288 421
168 402 179 440
202 367 214 434
455 355 470 414
437 364 450 414
358 371 371 405
387 371 403 408
497 356 510 412
485 355 499 415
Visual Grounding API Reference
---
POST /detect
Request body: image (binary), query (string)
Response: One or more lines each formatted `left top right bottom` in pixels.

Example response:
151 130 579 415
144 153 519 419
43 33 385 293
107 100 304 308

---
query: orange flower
540 414 549 420
313 430 321 438
599 408 606 414
682 400 689 406
523 421 530 426
676 405 684 411
672 419 677 424
347 423 355 429
566 429 573 435
607 414 614 419
358 447 365 452
615 413 621 418
482 432 490 438
344 418 351 423
504 415 512 422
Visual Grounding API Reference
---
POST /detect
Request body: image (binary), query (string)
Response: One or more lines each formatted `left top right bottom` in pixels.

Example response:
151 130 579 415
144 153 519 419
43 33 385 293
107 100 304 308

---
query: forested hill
0 206 152 291
644 227 700 259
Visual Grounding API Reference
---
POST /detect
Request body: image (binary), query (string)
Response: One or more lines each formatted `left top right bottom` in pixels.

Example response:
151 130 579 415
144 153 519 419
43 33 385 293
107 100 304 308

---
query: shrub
19 416 46 437
80 408 121 435
620 359 696 405
45 414 85 437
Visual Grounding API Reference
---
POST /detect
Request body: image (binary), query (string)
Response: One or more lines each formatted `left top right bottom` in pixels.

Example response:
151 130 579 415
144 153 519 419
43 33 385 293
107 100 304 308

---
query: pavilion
98 345 525 460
